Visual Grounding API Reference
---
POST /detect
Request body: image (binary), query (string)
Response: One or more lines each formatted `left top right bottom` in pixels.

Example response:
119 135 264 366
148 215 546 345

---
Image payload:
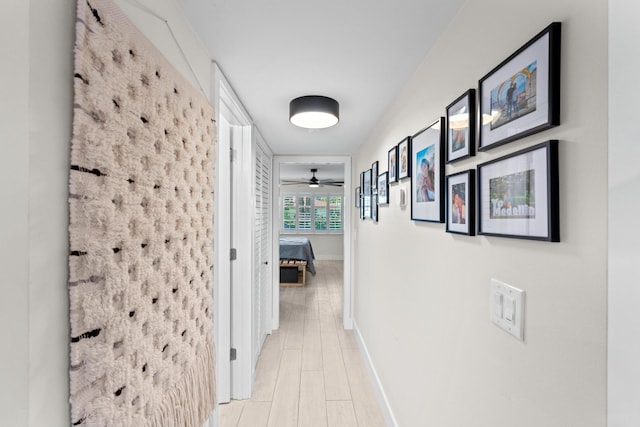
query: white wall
0 0 212 425
608 0 640 425
280 183 345 260
0 1 31 425
352 0 607 426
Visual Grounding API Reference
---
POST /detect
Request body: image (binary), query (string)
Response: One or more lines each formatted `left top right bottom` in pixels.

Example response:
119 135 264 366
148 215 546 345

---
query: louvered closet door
252 142 272 367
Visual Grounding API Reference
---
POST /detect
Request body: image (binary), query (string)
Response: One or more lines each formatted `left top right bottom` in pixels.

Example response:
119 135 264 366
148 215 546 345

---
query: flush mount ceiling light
289 95 339 129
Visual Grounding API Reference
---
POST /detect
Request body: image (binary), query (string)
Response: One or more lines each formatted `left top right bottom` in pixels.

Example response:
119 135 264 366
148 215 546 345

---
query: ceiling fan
281 168 344 187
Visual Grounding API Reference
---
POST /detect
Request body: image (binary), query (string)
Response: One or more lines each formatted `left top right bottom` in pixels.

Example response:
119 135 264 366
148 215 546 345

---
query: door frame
212 63 254 402
271 156 353 330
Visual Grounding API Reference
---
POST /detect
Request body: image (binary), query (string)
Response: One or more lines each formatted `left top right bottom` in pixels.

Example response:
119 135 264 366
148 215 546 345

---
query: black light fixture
289 95 339 129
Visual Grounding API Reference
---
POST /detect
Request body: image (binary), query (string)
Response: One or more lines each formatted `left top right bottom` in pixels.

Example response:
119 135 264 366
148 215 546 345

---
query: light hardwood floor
220 260 387 427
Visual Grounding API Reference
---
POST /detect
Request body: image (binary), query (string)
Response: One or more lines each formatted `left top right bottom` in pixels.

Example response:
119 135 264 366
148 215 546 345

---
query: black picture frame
377 172 389 205
477 140 559 241
397 137 411 180
478 22 561 151
359 171 365 219
446 89 476 163
388 146 398 183
371 190 378 222
371 161 379 191
410 118 445 222
446 170 475 235
363 169 372 219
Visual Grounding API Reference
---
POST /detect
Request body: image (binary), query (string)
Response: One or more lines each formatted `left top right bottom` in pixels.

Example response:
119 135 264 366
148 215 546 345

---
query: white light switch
504 296 515 323
490 279 525 340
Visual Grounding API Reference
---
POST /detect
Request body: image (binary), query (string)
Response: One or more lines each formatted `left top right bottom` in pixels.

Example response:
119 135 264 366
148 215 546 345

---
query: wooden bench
279 260 307 287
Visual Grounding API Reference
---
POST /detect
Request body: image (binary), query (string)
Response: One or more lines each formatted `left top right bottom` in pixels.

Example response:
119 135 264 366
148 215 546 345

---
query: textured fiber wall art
69 0 215 425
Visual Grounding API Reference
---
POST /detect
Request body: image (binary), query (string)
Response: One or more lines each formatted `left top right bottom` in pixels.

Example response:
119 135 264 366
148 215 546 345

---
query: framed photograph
355 187 361 208
371 161 379 191
371 191 378 222
477 140 559 241
411 118 445 222
363 169 372 219
388 146 398 183
377 172 389 205
446 89 476 163
359 172 365 219
446 170 475 235
397 137 411 180
478 22 561 150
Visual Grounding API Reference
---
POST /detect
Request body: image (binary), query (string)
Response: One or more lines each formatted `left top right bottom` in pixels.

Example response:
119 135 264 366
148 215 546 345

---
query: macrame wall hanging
69 0 216 425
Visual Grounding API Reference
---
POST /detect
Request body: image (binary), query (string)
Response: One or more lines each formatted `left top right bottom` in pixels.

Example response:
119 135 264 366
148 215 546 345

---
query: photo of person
415 145 435 203
400 145 408 174
388 148 397 182
451 128 466 152
451 183 466 224
445 170 474 235
377 172 388 205
490 60 537 130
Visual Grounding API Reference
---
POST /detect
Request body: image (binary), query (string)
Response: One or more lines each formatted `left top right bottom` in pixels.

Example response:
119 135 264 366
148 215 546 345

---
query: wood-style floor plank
237 401 271 427
342 348 387 427
267 349 302 427
321 330 352 401
302 318 323 372
219 400 244 427
251 333 282 402
298 371 328 427
326 400 358 427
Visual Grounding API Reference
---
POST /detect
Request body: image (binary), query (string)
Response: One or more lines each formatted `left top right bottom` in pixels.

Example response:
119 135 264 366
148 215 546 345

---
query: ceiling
177 0 464 156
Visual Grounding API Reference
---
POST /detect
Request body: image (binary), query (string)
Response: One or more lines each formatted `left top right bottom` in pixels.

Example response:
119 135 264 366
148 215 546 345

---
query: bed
279 237 316 275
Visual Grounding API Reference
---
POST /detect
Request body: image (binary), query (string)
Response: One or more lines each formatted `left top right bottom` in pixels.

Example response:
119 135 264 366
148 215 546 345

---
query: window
282 195 296 230
281 193 343 233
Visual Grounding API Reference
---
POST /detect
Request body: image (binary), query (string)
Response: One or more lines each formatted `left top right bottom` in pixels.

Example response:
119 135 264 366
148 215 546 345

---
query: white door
252 139 272 367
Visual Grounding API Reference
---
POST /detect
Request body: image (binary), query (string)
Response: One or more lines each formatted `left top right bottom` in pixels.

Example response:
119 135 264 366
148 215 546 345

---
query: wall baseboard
352 320 398 427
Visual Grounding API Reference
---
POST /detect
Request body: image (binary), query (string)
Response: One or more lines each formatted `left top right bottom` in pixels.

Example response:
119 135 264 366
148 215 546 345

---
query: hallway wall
608 0 640 424
352 0 607 426
0 0 212 425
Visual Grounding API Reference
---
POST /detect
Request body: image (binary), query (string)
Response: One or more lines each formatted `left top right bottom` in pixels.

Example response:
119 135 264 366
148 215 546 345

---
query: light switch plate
490 279 525 340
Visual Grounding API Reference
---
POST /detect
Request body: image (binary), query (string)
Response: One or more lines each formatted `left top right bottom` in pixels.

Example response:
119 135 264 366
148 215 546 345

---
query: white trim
272 156 352 330
212 63 254 400
231 121 254 400
211 64 231 405
353 320 398 427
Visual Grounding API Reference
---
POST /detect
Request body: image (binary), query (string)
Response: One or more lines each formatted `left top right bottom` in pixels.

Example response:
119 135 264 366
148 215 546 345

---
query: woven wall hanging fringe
69 0 216 425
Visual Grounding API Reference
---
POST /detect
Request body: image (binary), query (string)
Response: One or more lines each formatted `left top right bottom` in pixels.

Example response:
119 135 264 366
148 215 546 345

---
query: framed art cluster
357 22 561 243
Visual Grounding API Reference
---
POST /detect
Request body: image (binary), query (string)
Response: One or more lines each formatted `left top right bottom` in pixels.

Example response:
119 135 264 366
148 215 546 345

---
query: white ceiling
177 0 464 156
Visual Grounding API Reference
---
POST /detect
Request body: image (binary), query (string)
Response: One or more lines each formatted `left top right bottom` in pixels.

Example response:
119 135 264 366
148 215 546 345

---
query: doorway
271 156 353 331
214 64 273 403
